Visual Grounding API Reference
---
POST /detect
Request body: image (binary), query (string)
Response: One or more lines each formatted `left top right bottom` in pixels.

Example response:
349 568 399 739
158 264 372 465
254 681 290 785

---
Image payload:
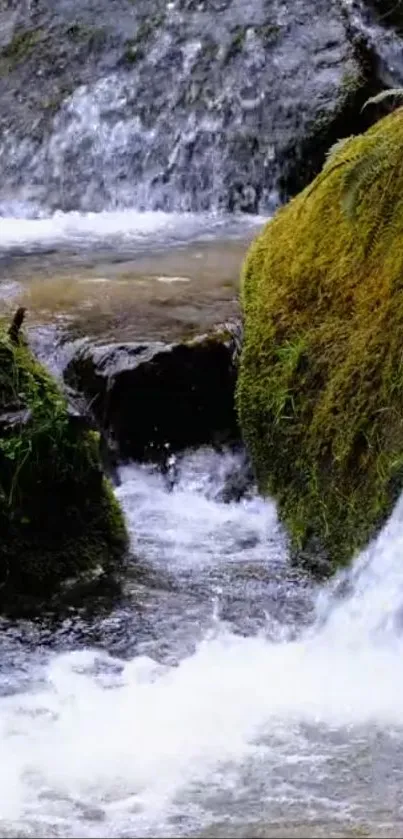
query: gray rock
64 329 240 462
362 0 403 32
0 0 392 215
0 407 32 433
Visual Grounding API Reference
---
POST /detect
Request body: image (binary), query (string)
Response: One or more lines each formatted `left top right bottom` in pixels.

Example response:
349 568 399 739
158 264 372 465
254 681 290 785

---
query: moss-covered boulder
237 107 403 571
0 319 128 604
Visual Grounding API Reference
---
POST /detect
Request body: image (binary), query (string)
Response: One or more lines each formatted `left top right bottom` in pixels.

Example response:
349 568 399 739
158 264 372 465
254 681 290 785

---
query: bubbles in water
117 448 283 575
1 447 403 836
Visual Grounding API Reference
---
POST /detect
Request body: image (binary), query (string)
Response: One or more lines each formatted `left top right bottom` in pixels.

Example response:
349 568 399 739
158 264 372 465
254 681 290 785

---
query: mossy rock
237 107 403 571
0 28 44 66
0 322 128 604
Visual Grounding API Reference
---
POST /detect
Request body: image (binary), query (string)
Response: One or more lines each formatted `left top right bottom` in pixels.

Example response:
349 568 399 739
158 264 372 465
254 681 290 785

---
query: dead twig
8 307 26 345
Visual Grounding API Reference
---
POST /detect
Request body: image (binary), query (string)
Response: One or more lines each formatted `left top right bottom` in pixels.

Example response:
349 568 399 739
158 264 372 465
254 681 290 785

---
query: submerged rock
237 107 403 570
0 319 128 606
64 328 240 461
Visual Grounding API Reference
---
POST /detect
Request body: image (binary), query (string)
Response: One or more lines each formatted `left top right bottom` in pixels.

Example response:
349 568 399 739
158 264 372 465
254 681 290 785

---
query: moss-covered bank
237 107 403 570
0 321 127 603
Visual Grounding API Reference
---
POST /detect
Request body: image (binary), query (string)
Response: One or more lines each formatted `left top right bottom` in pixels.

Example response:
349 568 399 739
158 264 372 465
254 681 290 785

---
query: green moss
1 28 44 65
65 23 108 51
237 107 403 570
101 475 129 552
0 324 128 601
122 38 146 65
256 23 282 44
224 26 247 63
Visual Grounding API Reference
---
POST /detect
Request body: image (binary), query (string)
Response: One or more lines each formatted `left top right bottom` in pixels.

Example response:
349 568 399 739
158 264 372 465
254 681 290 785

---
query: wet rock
278 21 387 199
363 0 403 33
0 407 32 433
217 454 254 504
0 0 394 214
0 319 128 609
64 328 240 462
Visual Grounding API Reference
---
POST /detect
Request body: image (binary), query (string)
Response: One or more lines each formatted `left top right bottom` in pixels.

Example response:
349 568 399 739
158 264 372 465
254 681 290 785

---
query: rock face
237 107 403 570
0 0 388 215
363 0 403 32
0 321 128 605
64 330 240 461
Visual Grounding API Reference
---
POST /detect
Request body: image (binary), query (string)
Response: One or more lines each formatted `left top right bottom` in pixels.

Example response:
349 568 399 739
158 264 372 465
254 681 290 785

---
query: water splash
0 208 264 256
0 0 359 216
1 448 403 837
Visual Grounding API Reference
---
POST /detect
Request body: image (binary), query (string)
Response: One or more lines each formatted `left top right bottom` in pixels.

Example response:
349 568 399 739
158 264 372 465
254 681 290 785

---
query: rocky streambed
1 218 255 466
2 1 403 835
0 217 261 612
1 230 403 836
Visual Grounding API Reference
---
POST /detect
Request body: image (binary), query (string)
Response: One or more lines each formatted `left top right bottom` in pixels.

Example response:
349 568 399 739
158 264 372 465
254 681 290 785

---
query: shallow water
0 208 263 345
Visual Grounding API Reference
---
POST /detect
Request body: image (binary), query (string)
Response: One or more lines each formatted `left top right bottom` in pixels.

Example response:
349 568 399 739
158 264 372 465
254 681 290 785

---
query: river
0 210 403 838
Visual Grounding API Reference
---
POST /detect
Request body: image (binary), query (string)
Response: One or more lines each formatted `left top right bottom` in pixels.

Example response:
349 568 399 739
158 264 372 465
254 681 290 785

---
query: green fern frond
341 142 394 220
301 137 358 209
303 97 403 236
362 88 403 111
324 136 355 167
341 156 373 219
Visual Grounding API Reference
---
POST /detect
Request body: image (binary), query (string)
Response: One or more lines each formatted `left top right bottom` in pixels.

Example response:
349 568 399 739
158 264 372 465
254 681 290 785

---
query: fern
362 88 403 111
302 95 403 243
341 143 392 219
339 91 403 224
301 136 359 209
324 136 355 167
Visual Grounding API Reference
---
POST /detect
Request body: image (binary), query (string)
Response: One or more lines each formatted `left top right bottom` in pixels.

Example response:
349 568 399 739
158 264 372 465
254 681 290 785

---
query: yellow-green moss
0 324 128 601
237 107 403 569
1 29 44 65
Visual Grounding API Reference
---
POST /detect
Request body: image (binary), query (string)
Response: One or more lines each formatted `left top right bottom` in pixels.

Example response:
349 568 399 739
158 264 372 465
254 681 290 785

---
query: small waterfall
0 0 378 217
345 0 403 83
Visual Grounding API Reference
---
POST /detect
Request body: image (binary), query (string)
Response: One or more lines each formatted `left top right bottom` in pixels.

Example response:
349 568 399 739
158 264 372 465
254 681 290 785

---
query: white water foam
1 450 403 837
0 209 265 254
117 450 283 574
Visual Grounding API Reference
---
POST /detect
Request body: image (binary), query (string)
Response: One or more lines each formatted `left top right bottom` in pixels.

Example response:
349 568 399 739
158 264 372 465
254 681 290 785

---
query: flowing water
1 438 403 838
0 209 262 352
0 0 386 216
2 1 403 834
0 209 263 258
1 204 403 839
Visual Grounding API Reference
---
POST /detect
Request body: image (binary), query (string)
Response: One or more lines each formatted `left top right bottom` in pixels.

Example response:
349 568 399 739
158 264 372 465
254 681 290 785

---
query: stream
1 212 403 838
